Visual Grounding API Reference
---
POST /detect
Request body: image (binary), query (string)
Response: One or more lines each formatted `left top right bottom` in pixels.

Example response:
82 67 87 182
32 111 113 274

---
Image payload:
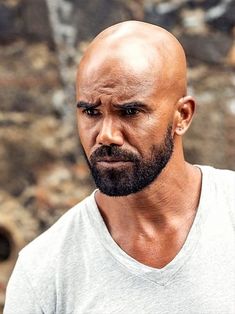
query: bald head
77 21 187 103
76 21 196 196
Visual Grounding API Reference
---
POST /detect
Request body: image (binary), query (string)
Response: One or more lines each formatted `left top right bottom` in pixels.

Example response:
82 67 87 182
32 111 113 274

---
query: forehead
79 69 156 104
76 46 162 104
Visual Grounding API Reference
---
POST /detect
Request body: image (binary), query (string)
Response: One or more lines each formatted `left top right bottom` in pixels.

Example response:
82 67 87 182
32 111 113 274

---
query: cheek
121 121 157 157
128 114 171 152
128 116 161 141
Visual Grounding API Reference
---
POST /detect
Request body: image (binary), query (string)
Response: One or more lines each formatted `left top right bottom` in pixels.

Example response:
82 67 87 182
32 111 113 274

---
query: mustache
90 145 139 162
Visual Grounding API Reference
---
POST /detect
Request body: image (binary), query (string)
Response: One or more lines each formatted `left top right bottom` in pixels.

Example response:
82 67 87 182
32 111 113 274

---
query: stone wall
0 0 235 311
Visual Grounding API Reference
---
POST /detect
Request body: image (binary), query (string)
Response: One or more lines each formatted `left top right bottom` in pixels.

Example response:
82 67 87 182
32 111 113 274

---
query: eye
83 108 100 117
121 108 140 116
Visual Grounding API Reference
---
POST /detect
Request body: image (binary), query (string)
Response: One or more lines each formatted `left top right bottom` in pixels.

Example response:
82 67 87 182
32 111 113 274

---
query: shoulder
18 191 96 279
6 192 98 313
199 165 235 209
201 165 235 186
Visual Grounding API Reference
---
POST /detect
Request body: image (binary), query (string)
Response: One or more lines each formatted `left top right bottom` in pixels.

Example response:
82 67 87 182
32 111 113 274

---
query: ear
173 96 196 136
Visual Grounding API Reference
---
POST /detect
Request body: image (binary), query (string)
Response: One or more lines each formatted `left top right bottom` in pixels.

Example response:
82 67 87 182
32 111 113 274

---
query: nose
96 117 124 146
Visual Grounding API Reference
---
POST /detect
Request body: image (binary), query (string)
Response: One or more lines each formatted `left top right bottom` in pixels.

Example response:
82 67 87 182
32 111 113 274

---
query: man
4 21 235 313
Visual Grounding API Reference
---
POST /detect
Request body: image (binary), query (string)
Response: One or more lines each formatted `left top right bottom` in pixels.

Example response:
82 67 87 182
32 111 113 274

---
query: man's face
76 55 177 196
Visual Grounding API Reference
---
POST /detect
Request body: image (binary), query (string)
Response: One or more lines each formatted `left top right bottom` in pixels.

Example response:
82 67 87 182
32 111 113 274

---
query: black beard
84 125 174 197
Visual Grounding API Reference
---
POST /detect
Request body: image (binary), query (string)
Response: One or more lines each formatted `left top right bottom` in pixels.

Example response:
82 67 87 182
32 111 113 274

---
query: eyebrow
76 101 99 109
113 101 148 110
76 101 148 110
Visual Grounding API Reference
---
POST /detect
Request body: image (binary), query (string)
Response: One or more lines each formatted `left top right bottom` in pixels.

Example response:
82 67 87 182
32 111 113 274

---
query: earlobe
174 96 196 136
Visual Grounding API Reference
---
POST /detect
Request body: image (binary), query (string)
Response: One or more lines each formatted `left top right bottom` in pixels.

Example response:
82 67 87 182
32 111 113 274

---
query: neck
95 157 202 239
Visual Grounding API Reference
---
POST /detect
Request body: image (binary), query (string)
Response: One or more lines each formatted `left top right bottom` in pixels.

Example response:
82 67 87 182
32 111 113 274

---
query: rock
0 4 19 42
184 68 235 169
122 0 145 21
20 0 53 43
0 191 39 308
0 110 85 199
144 2 181 30
0 41 60 114
179 33 233 65
73 0 133 42
227 43 235 67
187 0 221 10
181 8 208 34
20 161 93 230
0 115 55 196
205 1 235 33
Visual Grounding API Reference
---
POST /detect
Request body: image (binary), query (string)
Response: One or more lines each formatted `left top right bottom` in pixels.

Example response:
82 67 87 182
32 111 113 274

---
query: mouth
96 157 131 162
95 158 133 168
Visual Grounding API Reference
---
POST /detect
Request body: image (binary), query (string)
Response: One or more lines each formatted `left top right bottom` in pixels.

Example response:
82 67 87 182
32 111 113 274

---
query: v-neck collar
87 165 213 286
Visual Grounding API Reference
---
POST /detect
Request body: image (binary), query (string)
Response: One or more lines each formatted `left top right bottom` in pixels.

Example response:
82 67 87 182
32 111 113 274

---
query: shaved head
76 21 195 196
77 20 187 103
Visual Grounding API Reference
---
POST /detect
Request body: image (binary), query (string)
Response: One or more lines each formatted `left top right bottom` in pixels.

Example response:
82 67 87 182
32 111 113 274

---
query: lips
94 157 133 167
96 158 131 163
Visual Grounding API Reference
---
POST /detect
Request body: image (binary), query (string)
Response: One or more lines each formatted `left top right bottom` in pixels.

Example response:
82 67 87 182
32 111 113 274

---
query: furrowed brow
76 101 100 109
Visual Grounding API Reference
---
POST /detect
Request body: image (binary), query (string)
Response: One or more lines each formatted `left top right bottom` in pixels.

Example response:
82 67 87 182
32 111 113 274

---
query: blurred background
0 0 235 311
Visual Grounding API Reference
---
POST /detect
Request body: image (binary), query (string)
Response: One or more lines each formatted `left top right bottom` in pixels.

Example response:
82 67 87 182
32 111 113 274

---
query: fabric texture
4 165 235 314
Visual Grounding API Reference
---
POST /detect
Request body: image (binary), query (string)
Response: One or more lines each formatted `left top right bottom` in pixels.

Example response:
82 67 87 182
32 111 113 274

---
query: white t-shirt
4 166 235 314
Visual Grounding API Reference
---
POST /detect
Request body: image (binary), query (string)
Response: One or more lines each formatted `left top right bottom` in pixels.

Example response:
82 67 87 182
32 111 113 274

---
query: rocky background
0 0 235 310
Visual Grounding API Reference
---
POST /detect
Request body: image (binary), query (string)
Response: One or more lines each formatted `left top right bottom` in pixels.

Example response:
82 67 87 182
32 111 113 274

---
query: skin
76 21 202 269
